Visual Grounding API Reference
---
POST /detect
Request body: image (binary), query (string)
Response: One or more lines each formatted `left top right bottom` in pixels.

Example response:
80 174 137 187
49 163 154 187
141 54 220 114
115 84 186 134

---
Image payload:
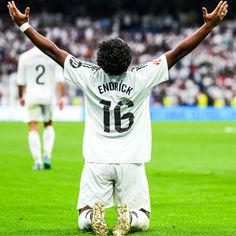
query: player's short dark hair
97 38 132 76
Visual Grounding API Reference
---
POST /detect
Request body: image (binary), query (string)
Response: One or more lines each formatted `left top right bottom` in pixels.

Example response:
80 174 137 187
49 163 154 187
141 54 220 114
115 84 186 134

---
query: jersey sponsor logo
69 57 83 68
98 82 134 95
129 63 148 72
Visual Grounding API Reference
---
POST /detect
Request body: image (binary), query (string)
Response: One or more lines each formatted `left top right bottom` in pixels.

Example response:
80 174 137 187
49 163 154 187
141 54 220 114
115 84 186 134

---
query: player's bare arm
57 82 66 110
165 1 228 69
18 85 25 106
7 1 68 67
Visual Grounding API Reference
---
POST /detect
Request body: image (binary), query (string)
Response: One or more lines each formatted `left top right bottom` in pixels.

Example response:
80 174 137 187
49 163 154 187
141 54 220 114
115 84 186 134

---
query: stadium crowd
1 13 236 107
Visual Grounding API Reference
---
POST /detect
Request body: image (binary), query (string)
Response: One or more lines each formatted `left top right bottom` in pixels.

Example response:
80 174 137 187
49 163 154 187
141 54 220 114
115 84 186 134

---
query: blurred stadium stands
0 1 236 108
1 0 235 18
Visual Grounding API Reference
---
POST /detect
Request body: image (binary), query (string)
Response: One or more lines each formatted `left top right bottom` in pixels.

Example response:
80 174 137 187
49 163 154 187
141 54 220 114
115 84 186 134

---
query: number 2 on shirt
35 65 46 85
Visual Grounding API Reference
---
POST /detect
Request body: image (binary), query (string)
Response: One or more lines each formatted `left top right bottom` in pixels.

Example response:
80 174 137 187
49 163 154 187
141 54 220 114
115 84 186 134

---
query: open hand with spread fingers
7 1 30 26
202 1 228 29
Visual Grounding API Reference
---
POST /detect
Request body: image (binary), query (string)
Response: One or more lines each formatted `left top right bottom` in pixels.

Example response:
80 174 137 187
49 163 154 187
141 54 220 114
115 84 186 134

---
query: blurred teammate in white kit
17 39 65 170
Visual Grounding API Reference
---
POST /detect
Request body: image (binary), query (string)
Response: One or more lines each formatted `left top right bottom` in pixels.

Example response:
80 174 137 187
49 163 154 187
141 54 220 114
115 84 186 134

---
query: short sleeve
64 54 96 91
136 54 169 89
17 55 26 86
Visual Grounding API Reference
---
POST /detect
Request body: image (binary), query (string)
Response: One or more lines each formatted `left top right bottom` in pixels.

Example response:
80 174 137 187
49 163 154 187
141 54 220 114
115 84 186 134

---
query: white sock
130 210 150 231
28 131 42 164
43 126 55 159
78 209 92 231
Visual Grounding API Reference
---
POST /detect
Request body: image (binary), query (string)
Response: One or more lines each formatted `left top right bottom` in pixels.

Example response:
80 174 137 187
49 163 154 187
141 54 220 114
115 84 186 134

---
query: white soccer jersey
64 54 169 163
17 47 64 105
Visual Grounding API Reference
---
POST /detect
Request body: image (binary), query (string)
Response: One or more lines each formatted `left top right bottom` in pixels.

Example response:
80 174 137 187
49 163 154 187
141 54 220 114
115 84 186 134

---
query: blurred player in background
17 39 65 170
7 0 228 235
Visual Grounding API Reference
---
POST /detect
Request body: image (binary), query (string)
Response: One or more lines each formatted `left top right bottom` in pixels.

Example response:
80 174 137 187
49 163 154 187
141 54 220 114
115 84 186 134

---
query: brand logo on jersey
70 57 82 68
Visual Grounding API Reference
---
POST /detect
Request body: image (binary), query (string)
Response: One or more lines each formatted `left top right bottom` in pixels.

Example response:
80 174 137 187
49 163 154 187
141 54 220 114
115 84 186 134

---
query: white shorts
26 104 53 122
77 162 151 212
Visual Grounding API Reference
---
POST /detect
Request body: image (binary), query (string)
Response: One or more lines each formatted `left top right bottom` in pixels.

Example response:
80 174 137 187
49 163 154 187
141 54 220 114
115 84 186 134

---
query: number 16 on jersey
100 99 134 133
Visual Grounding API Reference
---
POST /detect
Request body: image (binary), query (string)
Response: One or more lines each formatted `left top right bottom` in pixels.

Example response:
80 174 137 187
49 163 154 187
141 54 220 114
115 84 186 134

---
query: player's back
64 55 169 164
17 47 63 105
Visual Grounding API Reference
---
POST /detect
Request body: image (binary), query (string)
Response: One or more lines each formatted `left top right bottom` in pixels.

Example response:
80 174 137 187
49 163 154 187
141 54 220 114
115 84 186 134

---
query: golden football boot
91 202 109 236
113 203 131 236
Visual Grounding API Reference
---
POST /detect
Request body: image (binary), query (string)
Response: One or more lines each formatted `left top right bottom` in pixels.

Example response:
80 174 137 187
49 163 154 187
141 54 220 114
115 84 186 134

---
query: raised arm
7 1 68 67
165 1 228 69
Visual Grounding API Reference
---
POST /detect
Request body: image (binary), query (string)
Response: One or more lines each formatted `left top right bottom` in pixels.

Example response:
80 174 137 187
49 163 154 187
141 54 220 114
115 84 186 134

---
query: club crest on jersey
70 57 82 68
153 59 161 65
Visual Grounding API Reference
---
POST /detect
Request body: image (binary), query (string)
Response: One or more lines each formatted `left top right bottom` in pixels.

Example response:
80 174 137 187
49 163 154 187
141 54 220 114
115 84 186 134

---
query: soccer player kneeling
7 0 228 234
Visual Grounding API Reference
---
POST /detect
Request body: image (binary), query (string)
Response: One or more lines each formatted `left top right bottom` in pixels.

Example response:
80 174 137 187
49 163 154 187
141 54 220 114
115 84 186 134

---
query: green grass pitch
0 121 236 236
